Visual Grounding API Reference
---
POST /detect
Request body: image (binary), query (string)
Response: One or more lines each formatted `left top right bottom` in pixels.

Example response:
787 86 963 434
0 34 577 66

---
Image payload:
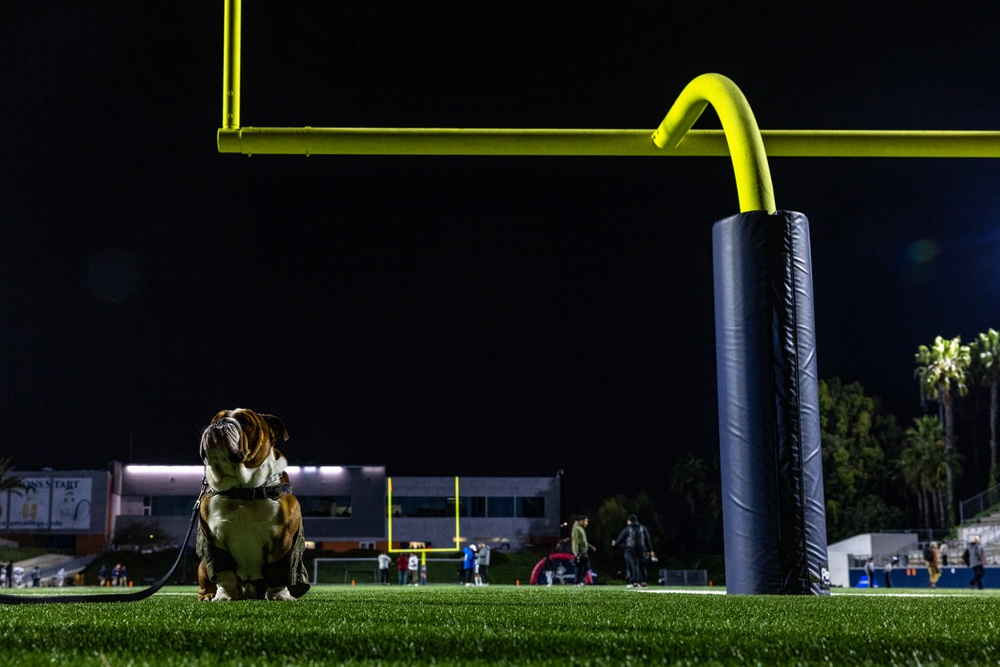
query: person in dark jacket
612 514 654 587
864 558 876 588
968 535 987 589
543 552 555 587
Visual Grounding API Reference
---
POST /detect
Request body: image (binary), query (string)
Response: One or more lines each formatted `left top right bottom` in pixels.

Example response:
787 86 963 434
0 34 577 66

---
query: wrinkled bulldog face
200 408 288 470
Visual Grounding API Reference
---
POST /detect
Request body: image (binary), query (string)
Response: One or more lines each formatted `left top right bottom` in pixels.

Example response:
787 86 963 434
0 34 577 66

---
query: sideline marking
637 588 725 595
637 588 993 597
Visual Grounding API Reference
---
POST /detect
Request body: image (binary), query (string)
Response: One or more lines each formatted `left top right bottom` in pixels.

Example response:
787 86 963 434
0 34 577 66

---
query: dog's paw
212 588 237 601
211 572 240 601
265 586 296 601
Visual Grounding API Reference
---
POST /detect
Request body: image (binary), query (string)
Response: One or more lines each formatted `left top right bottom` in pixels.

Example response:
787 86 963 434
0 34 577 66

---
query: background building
0 469 112 554
1 463 561 556
388 475 561 552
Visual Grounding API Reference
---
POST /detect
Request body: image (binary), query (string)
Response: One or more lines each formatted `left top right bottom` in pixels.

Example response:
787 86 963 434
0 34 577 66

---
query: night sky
3 2 1000 512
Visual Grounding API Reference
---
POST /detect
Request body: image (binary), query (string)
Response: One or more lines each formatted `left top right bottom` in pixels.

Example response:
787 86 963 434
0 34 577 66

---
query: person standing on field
396 553 408 586
377 551 391 585
613 514 654 588
926 541 941 589
864 557 876 588
968 535 987 589
461 544 477 586
476 543 491 586
408 552 420 585
571 515 596 586
543 552 555 587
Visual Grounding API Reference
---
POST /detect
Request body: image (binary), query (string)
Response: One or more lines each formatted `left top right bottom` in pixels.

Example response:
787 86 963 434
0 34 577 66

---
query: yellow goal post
387 476 463 575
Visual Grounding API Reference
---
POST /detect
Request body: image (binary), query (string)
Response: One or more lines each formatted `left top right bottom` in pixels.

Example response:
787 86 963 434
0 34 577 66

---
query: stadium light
125 465 203 475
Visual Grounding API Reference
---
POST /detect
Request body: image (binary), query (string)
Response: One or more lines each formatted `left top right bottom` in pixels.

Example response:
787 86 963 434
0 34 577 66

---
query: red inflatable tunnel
529 552 593 585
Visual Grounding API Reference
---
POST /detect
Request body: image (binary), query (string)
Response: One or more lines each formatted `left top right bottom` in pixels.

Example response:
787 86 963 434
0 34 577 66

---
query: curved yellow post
653 73 774 213
222 0 241 130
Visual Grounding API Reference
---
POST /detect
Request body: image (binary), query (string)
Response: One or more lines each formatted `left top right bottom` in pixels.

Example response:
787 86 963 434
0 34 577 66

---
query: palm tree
972 328 1000 486
914 335 972 527
899 445 929 527
901 416 951 528
0 457 23 492
668 453 707 515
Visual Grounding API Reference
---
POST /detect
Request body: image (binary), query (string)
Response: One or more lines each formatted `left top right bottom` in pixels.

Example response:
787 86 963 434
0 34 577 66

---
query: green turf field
2 585 999 666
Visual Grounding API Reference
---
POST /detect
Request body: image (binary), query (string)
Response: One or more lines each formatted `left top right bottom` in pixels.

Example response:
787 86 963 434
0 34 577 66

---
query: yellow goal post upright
386 476 463 580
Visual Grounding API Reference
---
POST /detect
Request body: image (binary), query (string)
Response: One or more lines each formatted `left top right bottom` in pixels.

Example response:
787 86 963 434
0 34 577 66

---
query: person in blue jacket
461 544 478 586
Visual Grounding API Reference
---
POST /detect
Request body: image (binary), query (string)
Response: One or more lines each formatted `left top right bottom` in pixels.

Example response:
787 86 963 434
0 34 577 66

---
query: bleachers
9 553 98 586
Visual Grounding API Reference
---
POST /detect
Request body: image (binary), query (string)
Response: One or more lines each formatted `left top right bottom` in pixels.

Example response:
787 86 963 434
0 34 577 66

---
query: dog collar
206 474 292 502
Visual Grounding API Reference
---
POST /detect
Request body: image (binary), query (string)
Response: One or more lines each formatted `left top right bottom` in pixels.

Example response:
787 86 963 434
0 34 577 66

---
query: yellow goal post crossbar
386 476 463 564
217 0 1000 215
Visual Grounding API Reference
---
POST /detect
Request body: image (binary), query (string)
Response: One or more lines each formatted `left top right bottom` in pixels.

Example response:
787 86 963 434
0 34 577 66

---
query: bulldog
196 408 309 601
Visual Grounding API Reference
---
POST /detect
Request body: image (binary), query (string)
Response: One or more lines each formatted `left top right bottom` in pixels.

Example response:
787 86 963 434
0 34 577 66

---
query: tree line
608 327 1000 552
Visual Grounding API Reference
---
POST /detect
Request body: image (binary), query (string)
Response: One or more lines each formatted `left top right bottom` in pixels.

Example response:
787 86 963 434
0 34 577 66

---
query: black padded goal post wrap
712 210 830 595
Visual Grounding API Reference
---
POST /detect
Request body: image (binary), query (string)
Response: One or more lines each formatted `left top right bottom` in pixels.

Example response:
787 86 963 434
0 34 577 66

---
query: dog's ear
211 409 231 423
261 414 289 442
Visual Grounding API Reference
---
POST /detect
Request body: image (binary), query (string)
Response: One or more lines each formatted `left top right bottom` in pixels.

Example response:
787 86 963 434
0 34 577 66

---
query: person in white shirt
377 552 391 585
408 553 420 585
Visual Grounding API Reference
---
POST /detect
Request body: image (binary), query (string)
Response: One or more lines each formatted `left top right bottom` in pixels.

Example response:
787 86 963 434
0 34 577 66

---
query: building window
299 495 352 517
395 495 546 518
149 496 198 516
393 496 453 517
518 496 545 518
469 496 486 518
487 496 515 518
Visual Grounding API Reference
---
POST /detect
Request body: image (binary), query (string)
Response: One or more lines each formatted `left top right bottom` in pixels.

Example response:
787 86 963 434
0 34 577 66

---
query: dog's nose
210 418 238 435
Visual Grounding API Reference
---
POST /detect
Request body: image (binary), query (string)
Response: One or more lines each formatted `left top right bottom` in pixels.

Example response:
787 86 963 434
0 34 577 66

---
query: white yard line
636 588 725 595
637 588 992 597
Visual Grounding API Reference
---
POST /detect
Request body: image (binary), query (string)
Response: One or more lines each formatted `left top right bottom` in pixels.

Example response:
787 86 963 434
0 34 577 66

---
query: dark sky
3 2 1000 512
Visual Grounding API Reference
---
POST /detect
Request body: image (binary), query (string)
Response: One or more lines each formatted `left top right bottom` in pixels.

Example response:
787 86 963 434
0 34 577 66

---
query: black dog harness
205 474 292 501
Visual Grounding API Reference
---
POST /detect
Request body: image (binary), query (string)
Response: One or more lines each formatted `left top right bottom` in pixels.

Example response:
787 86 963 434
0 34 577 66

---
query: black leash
0 481 206 605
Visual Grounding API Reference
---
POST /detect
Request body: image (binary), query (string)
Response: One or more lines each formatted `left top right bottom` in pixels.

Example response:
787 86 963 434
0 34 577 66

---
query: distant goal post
386 476 463 572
